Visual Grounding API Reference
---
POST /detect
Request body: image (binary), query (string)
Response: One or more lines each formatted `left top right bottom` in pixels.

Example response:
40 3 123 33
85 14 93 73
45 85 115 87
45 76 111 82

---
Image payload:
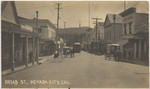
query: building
120 7 149 61
92 22 105 42
2 1 38 71
104 14 123 43
18 18 56 56
98 22 105 41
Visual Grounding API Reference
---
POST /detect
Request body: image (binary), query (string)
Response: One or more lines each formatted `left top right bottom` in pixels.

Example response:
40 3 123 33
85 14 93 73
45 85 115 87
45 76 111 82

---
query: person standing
29 50 33 62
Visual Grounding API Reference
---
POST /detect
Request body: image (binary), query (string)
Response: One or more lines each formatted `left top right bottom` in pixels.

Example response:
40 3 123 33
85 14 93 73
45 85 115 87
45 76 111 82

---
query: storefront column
25 35 28 67
139 39 141 60
144 40 148 60
144 40 147 54
11 33 15 71
36 37 39 63
32 37 35 65
134 42 137 59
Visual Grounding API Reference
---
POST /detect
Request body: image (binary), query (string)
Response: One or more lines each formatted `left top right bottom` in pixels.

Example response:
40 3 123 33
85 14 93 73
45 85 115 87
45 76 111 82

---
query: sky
15 1 149 28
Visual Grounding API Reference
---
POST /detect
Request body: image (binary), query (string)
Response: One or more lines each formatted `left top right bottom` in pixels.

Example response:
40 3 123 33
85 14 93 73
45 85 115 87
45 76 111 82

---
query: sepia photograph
1 0 149 88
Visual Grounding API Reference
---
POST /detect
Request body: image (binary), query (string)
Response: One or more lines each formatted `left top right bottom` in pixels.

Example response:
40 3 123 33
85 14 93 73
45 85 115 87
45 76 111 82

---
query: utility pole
88 2 91 27
56 3 62 51
64 22 66 29
92 18 102 42
79 21 81 28
113 14 116 43
124 1 126 11
36 11 39 63
64 22 66 41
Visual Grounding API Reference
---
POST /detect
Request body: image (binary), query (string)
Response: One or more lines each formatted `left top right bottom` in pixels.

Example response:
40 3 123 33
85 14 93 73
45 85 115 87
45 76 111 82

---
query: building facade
2 1 38 71
120 7 149 61
18 18 56 56
92 22 105 42
104 14 123 43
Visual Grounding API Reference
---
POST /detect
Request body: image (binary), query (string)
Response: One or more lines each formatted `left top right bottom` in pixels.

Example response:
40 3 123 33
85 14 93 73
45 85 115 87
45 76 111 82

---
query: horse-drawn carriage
105 44 122 61
63 46 71 57
73 42 81 53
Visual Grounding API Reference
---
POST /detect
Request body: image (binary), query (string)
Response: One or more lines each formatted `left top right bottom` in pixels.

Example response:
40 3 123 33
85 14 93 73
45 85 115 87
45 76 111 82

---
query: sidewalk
2 55 54 76
123 59 149 66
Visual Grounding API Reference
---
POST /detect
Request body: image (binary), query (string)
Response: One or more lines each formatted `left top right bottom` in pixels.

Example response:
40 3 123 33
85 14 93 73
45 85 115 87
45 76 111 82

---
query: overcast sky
15 1 149 28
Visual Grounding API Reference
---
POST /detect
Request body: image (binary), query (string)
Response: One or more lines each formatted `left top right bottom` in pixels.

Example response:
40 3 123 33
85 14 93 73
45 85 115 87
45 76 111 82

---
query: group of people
123 48 134 62
113 50 123 61
53 47 75 58
105 47 134 62
63 48 75 58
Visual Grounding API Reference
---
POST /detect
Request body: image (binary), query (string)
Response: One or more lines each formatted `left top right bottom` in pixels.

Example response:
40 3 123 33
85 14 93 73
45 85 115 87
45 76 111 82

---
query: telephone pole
64 22 66 29
92 18 102 42
79 21 81 28
124 1 126 11
36 11 39 63
113 14 116 43
88 2 91 27
56 3 62 51
64 22 66 41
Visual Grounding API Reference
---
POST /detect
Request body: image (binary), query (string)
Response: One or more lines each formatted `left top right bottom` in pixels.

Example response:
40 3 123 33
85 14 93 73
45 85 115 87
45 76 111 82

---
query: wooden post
11 33 15 71
32 37 35 65
139 39 141 60
25 35 28 67
36 11 39 63
37 37 39 63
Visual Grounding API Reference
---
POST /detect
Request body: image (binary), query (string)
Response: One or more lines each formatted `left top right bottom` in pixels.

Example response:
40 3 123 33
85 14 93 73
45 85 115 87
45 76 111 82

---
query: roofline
11 1 19 24
104 14 108 27
119 7 136 17
60 27 92 30
2 1 19 24
18 17 56 29
1 1 8 13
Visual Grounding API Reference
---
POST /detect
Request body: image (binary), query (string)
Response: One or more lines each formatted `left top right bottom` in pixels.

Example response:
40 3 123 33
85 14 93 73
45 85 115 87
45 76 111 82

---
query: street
2 51 149 88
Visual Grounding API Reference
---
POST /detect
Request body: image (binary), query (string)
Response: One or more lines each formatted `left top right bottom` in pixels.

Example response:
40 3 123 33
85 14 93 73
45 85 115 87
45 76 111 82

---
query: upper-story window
129 22 132 34
124 23 127 34
38 28 42 33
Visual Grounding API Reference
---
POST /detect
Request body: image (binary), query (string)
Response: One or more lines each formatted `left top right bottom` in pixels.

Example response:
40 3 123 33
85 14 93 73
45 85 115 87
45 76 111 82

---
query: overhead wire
43 2 56 21
133 1 140 7
62 2 83 9
16 1 146 28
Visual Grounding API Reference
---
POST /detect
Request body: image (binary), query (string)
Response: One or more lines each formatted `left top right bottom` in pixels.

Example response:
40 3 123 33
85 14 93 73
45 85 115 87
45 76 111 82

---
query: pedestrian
118 50 123 62
54 51 59 58
128 50 131 61
29 50 33 62
114 50 117 61
70 48 74 58
130 49 134 62
32 52 35 65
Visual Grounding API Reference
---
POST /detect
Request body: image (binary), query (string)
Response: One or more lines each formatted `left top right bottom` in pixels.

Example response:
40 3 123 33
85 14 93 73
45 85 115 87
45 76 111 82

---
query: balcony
123 34 144 40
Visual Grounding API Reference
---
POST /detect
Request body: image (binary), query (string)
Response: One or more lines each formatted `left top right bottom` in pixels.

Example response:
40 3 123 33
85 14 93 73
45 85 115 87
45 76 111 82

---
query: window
129 22 132 34
38 28 42 33
124 24 127 34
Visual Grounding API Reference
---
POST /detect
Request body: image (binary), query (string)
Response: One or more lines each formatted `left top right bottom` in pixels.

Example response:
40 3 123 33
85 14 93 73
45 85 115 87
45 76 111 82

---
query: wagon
63 46 71 57
105 44 120 60
73 42 81 53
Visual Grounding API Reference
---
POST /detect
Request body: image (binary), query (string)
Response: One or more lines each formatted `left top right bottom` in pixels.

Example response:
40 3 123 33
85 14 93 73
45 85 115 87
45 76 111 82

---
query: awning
116 40 128 46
